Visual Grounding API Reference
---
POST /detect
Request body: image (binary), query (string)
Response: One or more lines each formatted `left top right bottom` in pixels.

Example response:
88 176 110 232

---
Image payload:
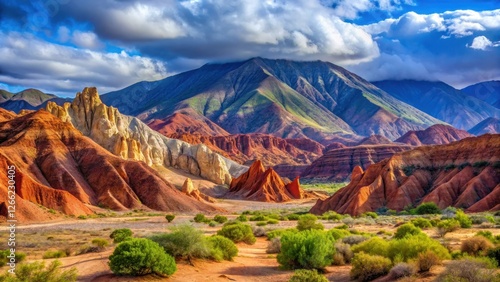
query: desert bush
296 214 324 231
165 214 175 222
436 257 499 282
342 217 354 227
388 234 450 263
455 210 472 228
327 228 350 240
487 247 500 266
411 218 432 229
415 202 441 215
213 215 228 224
149 225 211 260
252 226 266 237
91 238 109 251
236 214 248 222
249 214 267 221
322 211 343 221
362 212 378 219
266 238 281 254
0 250 26 267
350 252 392 282
267 219 279 225
414 250 441 272
42 250 66 259
193 213 208 223
341 235 369 245
256 221 267 226
217 223 256 245
109 238 176 277
333 242 353 265
461 236 494 256
0 260 77 282
277 229 334 270
287 214 300 220
335 223 349 229
110 228 133 243
351 237 390 257
206 235 238 261
394 223 422 239
267 228 298 240
389 262 416 279
289 269 328 282
436 219 460 237
208 221 218 227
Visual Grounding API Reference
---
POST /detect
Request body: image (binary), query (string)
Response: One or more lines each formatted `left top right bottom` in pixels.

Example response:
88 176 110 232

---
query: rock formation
0 110 219 222
166 132 324 167
395 124 472 146
181 178 216 203
310 134 500 215
469 117 500 135
356 135 393 146
227 160 304 202
301 144 413 182
46 87 247 185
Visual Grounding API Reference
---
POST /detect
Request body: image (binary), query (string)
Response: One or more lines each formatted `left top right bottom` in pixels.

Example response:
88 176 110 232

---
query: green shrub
341 235 369 246
334 242 353 265
296 214 324 231
455 210 472 228
350 252 392 282
322 211 343 221
267 219 279 225
236 214 248 222
208 221 218 227
42 250 66 259
436 257 499 282
362 212 378 219
352 237 390 257
289 269 328 282
487 247 500 266
415 202 441 215
213 215 228 224
266 238 281 254
110 228 133 243
461 236 494 256
194 213 207 223
149 225 211 260
267 228 298 240
249 214 267 221
0 260 77 282
206 235 238 261
109 238 176 277
0 250 26 266
388 234 450 263
327 228 350 240
414 250 441 272
165 214 175 222
411 218 433 229
437 219 460 237
389 262 416 279
394 223 422 239
256 221 267 226
91 238 109 251
277 229 334 270
287 214 300 220
217 223 256 245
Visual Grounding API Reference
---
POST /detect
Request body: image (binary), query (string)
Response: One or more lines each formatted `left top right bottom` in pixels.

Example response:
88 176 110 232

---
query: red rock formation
181 177 216 203
310 134 500 215
301 144 413 182
395 124 472 146
0 110 219 222
148 109 230 137
162 132 324 167
356 135 393 145
273 164 309 180
323 142 347 152
227 160 304 202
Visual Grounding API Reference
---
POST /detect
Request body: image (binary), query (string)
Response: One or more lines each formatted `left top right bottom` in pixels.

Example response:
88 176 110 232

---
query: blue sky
0 0 499 96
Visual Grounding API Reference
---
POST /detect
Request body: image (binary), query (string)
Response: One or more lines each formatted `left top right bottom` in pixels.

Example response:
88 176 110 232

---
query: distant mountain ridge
462 81 500 109
102 58 443 141
0 89 71 113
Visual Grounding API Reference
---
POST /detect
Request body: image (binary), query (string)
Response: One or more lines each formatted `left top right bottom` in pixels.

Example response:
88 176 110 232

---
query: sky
0 0 499 97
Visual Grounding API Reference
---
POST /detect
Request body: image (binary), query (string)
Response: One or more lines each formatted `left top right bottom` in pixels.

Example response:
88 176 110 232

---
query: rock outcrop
395 124 472 146
301 144 413 182
181 178 216 203
356 135 393 146
310 134 500 215
469 117 500 135
46 87 247 185
226 160 304 202
0 110 219 222
168 132 324 167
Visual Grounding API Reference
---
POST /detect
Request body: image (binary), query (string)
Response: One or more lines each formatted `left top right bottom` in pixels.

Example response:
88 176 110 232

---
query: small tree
436 219 460 237
109 238 176 277
165 214 175 223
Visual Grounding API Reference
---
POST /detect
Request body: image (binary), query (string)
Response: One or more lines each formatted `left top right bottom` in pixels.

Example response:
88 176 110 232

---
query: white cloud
467 35 500 50
72 31 103 49
0 32 168 95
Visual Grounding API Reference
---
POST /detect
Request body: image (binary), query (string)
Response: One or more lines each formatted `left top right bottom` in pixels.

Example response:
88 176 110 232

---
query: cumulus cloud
467 35 500 50
0 32 168 95
322 0 415 19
